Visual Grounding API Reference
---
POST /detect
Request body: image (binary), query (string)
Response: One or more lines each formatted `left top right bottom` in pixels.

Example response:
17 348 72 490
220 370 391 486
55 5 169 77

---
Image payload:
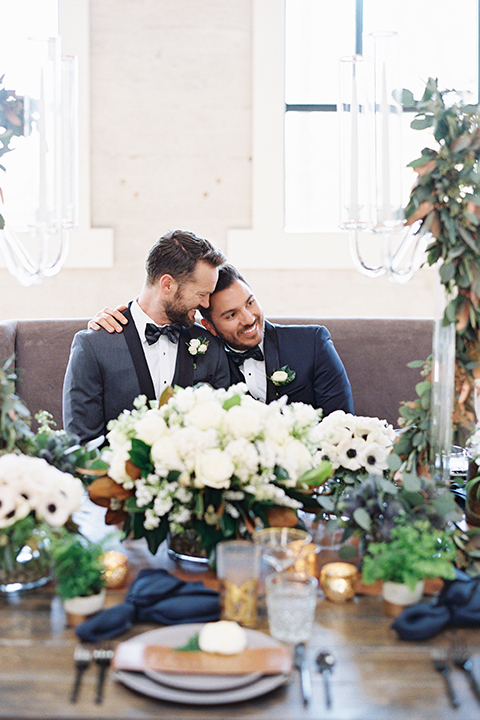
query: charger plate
114 623 290 702
115 669 289 705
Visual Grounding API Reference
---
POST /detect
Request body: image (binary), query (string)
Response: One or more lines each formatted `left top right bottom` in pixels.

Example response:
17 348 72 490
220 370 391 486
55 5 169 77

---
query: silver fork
452 639 480 703
432 650 460 709
71 645 92 703
93 646 114 704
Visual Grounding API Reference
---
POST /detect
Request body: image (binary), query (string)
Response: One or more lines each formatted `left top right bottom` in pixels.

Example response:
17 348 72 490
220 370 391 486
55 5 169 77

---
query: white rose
134 411 167 446
278 437 313 481
189 338 201 350
194 449 234 489
223 405 262 440
106 446 132 484
151 435 184 475
198 621 247 655
271 370 288 384
185 400 226 431
263 414 292 445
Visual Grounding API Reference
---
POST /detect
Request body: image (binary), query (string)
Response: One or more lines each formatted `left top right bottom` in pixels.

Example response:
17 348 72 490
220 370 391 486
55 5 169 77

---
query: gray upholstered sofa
0 316 433 431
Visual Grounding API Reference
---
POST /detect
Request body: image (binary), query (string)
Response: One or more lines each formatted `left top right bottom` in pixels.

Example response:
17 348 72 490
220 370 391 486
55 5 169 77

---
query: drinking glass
216 540 260 627
252 527 313 573
265 572 318 644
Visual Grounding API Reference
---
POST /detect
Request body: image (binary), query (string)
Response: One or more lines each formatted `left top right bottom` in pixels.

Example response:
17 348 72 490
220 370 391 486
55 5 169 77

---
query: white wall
0 0 435 321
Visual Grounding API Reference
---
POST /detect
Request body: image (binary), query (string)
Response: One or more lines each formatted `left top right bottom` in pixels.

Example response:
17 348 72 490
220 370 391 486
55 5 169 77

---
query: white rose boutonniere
187 337 209 368
269 365 296 386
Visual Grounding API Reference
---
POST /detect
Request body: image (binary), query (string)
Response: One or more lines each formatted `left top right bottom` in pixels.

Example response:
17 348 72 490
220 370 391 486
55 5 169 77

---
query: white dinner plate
115 669 289 705
114 623 290 697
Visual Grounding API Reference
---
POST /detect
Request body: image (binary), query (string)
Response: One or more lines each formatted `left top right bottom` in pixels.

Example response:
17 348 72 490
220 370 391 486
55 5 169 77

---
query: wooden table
1 536 480 720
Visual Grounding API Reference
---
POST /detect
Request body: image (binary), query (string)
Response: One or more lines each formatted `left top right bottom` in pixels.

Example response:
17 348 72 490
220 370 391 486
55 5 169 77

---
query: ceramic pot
63 588 106 627
382 580 425 618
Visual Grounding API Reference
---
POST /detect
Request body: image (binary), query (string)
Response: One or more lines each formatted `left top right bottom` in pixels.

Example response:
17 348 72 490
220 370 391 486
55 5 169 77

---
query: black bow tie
145 322 182 345
227 346 264 366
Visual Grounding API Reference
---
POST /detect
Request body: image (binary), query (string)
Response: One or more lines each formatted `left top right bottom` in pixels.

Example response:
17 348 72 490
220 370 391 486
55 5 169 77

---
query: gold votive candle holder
102 550 129 589
320 562 358 603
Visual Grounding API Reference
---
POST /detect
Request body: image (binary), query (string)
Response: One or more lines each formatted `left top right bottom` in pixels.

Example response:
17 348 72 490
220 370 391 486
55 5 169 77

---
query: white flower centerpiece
0 453 85 590
87 383 333 560
312 410 397 514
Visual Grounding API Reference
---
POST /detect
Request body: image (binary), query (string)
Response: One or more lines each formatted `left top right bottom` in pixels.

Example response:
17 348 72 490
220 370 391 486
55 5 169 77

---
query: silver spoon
316 651 335 709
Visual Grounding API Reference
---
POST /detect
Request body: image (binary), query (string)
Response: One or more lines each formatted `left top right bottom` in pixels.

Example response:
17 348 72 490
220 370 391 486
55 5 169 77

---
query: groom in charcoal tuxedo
62 230 230 443
88 263 353 417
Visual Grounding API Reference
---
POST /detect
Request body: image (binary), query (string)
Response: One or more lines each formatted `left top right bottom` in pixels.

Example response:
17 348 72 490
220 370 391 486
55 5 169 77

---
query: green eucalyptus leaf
353 507 372 531
411 115 434 130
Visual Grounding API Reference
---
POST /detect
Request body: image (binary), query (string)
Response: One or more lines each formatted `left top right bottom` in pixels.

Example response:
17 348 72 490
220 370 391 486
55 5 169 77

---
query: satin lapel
227 354 245 384
122 305 156 401
172 328 194 387
264 321 281 402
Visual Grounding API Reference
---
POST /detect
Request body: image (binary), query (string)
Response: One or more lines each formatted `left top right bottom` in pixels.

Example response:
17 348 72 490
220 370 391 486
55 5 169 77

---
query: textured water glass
265 572 318 643
216 540 260 628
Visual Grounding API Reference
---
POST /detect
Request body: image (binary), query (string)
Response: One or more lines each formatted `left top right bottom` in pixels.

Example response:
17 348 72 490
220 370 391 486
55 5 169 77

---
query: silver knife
294 642 312 707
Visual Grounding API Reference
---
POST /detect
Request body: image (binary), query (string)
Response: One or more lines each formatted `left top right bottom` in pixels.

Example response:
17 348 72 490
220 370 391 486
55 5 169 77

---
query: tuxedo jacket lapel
122 305 156 401
264 321 281 402
227 354 245 385
172 328 194 387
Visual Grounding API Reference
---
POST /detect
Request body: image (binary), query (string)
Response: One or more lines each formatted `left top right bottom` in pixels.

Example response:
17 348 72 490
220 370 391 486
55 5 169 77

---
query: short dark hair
200 263 249 320
145 229 226 285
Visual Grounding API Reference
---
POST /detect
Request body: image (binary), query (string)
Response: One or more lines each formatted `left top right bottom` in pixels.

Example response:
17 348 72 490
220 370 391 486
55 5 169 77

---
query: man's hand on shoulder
88 305 128 333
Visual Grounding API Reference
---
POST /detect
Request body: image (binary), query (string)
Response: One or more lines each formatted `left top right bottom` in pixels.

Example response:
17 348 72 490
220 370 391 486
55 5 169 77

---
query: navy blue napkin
391 569 480 641
75 568 220 643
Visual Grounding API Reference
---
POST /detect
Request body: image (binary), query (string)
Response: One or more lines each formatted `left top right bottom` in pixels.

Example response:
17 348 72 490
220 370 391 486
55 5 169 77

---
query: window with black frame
285 0 479 233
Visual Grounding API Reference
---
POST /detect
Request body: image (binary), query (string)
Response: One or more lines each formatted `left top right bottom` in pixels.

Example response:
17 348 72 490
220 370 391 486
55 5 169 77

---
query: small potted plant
361 516 456 617
49 530 106 626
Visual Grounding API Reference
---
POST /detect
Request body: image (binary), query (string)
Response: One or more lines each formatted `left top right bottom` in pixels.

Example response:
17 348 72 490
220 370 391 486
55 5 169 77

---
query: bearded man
63 230 230 443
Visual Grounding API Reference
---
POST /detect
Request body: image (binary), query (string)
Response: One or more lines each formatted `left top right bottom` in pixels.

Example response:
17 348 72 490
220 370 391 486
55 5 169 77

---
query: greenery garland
394 78 480 474
0 74 24 230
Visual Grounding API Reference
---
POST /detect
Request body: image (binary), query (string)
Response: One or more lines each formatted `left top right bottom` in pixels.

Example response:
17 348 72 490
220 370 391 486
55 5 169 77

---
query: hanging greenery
394 78 480 473
0 74 24 230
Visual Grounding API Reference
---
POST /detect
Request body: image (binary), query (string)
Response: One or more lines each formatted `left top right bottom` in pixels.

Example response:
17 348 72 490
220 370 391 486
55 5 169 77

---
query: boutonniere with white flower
269 365 296 386
187 337 209 368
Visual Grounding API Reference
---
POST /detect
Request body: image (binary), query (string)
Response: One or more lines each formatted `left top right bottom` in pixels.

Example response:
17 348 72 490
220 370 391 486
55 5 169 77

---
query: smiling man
199 265 354 413
63 230 230 443
89 263 353 416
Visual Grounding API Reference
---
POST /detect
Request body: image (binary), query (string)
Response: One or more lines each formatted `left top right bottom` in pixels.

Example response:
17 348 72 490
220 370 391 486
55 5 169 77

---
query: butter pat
198 621 247 655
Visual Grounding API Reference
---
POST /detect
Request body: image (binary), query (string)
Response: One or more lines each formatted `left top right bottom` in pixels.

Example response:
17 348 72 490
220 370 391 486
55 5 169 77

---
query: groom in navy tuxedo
88 263 353 417
63 230 230 443
199 264 353 414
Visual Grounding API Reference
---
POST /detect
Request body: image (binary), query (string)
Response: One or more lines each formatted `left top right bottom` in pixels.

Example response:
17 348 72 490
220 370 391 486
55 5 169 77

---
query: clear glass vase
429 276 456 484
0 528 52 593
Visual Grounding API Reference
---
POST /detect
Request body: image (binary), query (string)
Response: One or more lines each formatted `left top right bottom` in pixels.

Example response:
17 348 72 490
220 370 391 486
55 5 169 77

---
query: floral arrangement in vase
335 471 460 556
0 452 85 589
311 410 397 514
87 383 333 560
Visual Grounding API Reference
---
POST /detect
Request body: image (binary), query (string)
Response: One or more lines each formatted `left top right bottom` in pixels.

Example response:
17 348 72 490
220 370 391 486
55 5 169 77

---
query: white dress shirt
228 339 267 402
130 299 178 398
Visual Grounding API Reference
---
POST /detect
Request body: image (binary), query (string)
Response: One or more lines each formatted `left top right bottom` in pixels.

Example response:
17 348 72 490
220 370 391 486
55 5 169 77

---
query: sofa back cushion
0 316 433 431
0 318 88 431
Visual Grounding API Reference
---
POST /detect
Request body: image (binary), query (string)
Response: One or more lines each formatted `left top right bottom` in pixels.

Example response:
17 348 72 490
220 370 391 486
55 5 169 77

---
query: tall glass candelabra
339 31 454 483
0 36 78 286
